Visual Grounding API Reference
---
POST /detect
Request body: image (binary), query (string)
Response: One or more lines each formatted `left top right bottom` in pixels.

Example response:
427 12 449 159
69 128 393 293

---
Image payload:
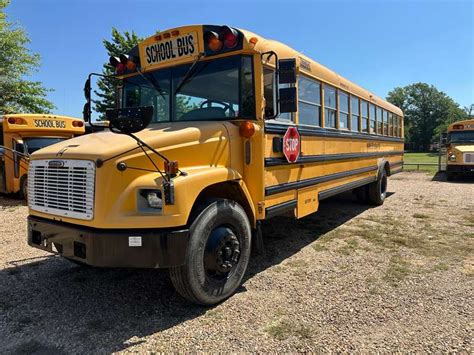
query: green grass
404 152 439 174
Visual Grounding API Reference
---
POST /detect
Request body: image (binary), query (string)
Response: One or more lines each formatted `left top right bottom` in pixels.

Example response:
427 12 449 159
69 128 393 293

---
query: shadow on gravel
432 171 474 183
1 191 381 353
0 194 26 207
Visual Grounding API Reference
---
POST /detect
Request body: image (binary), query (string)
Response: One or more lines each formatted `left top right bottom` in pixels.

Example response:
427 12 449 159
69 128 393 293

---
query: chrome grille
464 153 474 164
28 160 95 220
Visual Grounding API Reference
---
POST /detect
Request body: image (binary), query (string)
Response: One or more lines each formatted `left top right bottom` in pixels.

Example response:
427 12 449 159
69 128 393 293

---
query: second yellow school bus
26 25 404 305
0 114 85 198
445 119 474 180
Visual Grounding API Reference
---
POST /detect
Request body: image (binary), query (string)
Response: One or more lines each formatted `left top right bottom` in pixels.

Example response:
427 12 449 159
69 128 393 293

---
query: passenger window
361 100 369 132
338 91 349 130
350 96 360 131
298 76 321 126
369 104 376 134
324 85 337 128
388 112 393 136
383 110 388 136
376 107 382 135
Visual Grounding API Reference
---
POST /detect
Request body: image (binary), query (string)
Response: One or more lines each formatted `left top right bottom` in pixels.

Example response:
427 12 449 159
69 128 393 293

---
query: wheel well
187 181 254 227
384 161 391 176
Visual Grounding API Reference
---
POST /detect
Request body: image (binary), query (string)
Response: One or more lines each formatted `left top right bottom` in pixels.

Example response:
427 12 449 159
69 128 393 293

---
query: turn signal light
7 117 27 125
72 120 84 128
239 121 256 138
164 160 179 176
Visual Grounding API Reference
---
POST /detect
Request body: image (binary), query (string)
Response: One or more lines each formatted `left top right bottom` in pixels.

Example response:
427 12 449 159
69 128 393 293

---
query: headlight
449 154 456 162
138 189 163 212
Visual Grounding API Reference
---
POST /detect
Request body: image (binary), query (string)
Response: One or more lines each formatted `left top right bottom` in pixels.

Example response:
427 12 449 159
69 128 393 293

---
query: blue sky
6 0 474 117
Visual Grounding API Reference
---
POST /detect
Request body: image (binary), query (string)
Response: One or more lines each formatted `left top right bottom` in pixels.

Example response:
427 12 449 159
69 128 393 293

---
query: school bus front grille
28 160 95 220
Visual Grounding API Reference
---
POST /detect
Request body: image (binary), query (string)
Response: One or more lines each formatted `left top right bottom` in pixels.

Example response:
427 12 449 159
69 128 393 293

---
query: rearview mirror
83 102 91 122
278 58 297 84
106 106 154 134
279 87 297 113
84 78 91 101
440 132 448 146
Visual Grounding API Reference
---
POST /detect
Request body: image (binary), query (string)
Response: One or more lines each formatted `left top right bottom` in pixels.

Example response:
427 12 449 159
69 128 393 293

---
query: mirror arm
261 51 280 120
85 72 118 129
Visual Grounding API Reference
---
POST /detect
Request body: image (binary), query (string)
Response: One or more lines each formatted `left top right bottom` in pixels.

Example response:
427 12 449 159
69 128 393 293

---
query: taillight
204 31 222 52
220 26 238 48
72 121 84 128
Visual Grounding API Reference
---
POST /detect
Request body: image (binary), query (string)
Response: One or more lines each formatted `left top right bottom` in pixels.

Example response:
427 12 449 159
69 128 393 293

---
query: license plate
143 32 197 67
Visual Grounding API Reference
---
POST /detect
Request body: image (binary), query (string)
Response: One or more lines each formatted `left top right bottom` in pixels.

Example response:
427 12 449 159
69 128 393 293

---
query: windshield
23 137 66 154
448 131 474 144
121 55 255 122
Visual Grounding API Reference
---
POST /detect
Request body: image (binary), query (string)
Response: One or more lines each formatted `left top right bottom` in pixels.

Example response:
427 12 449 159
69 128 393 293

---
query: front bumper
446 164 474 174
27 216 189 268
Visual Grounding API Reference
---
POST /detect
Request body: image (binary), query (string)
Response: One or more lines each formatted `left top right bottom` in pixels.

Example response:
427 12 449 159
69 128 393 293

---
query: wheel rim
203 226 241 282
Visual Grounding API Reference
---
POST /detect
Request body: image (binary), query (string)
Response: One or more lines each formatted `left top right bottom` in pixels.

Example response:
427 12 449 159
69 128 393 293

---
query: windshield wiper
173 52 205 95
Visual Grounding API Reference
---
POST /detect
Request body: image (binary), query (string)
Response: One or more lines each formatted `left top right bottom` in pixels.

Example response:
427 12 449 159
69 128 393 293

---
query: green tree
94 28 142 117
0 0 54 114
387 83 464 151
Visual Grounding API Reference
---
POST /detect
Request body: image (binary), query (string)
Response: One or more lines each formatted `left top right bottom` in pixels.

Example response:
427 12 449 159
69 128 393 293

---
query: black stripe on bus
265 150 404 167
318 176 376 201
265 199 297 219
265 165 378 196
264 122 404 143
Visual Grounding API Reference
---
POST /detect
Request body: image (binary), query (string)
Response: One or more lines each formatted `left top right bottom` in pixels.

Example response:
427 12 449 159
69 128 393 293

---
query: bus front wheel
19 175 28 200
368 168 387 206
169 199 251 306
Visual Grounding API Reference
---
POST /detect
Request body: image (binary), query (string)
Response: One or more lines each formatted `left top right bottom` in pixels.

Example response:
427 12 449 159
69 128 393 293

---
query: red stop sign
283 126 300 163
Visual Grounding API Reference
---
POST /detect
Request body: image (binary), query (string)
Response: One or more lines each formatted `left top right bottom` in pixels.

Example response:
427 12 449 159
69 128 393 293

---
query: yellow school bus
26 25 404 305
444 119 474 180
0 114 85 198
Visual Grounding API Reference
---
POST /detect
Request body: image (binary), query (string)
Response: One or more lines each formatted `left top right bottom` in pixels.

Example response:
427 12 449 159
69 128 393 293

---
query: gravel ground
1 172 473 353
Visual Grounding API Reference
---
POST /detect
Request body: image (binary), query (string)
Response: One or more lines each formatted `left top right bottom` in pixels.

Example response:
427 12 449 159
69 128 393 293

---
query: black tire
354 185 368 203
169 199 251 306
368 167 388 206
19 175 28 200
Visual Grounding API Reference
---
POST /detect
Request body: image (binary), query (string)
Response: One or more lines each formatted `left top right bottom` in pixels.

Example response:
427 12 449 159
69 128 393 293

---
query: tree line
0 0 471 151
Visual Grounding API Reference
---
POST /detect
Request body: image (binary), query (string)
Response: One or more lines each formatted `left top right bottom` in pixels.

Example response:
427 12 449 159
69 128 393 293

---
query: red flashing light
116 62 126 74
220 26 238 48
7 117 26 125
171 30 180 36
72 121 84 128
154 34 162 41
163 32 171 39
453 124 464 130
7 117 15 124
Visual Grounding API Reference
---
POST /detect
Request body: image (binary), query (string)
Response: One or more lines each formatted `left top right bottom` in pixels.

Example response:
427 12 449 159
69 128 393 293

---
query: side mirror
440 132 448 146
106 106 154 134
279 87 297 113
84 78 91 100
278 58 297 84
83 102 91 122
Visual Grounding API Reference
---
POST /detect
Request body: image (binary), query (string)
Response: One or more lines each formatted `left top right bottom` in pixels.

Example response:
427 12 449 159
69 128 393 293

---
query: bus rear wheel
368 168 387 206
169 199 251 306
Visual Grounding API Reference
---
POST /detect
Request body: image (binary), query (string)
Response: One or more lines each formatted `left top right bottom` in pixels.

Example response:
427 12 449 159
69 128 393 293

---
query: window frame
297 75 322 127
323 84 337 129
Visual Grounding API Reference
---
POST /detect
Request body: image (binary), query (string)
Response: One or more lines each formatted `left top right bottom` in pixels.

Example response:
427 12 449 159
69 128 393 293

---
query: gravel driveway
1 172 473 353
